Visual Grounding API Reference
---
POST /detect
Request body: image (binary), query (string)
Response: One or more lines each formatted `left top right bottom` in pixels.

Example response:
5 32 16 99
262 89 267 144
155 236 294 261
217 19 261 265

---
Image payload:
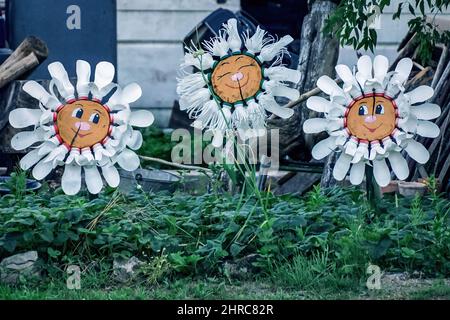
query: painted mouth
363 123 383 133
225 76 250 89
72 128 92 138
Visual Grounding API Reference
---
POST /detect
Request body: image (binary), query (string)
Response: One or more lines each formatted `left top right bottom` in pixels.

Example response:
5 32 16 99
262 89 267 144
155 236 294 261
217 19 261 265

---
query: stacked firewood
398 18 450 191
0 37 48 169
0 36 48 89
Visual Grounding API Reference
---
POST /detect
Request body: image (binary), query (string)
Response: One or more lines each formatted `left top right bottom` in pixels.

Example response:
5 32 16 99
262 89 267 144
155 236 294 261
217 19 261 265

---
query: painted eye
72 108 83 119
89 113 100 124
358 105 368 115
375 104 385 115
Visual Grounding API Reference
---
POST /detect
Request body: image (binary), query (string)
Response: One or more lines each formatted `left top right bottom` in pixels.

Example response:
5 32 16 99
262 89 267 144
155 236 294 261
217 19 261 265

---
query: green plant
0 184 449 283
0 168 28 200
324 0 450 64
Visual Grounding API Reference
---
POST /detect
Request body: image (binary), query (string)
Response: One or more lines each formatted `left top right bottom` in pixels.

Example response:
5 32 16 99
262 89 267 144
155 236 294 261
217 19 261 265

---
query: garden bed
0 175 449 299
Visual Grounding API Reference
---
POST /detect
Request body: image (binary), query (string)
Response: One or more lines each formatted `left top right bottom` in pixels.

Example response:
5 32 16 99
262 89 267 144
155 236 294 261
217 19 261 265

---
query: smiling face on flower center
211 54 262 103
56 100 110 149
346 95 397 141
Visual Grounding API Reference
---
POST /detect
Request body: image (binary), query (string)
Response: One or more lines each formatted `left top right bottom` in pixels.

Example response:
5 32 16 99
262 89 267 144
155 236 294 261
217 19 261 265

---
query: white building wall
117 0 240 127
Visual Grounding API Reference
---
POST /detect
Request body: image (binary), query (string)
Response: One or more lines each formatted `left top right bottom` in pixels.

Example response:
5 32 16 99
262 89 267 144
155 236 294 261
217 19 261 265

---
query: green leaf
39 230 54 242
401 247 416 258
230 243 243 257
47 247 61 258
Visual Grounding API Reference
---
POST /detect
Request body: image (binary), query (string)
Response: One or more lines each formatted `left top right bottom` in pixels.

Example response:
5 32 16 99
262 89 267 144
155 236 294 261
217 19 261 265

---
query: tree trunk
269 0 339 159
268 0 339 188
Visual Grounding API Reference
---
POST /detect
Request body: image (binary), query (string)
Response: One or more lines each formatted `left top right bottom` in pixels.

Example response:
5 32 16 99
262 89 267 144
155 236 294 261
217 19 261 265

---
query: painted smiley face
56 100 110 149
211 54 262 103
346 95 397 141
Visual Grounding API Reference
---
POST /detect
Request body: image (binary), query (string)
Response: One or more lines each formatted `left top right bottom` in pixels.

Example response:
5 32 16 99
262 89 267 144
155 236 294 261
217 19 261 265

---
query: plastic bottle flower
9 60 154 195
177 18 301 146
304 55 441 187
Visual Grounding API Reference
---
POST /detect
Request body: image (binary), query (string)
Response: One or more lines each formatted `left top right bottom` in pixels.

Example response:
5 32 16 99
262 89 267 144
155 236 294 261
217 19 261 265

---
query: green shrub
0 184 449 279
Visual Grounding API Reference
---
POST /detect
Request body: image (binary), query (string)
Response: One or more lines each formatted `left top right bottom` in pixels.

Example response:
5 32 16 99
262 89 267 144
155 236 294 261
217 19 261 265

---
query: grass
1 276 449 300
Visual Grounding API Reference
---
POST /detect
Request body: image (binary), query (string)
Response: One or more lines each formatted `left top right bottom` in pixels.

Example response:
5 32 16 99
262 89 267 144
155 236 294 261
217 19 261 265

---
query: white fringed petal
204 36 229 57
317 76 347 104
224 18 242 52
407 85 434 104
349 161 365 185
117 148 140 171
356 55 372 87
303 118 343 134
388 151 409 180
344 138 358 157
84 166 103 194
333 152 352 181
129 110 155 127
182 52 215 70
265 66 301 84
179 88 210 112
392 58 413 85
176 73 207 96
258 94 294 119
211 130 224 148
76 60 91 98
194 99 222 130
92 61 116 100
19 148 46 171
258 35 293 62
102 164 120 188
416 120 440 138
373 55 389 83
243 26 266 54
398 115 418 133
23 81 61 111
311 136 337 160
62 164 81 195
11 130 44 150
216 105 232 131
373 158 390 187
32 159 54 181
335 64 354 83
404 140 429 164
9 108 42 128
48 62 75 100
106 83 142 109
306 96 330 113
410 103 441 120
352 142 369 163
125 130 143 150
265 85 299 101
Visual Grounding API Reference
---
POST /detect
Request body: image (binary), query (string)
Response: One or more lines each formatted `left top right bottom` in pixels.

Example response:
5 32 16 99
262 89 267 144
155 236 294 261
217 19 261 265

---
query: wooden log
0 36 48 73
0 52 39 89
432 59 450 107
432 46 449 89
0 37 48 89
